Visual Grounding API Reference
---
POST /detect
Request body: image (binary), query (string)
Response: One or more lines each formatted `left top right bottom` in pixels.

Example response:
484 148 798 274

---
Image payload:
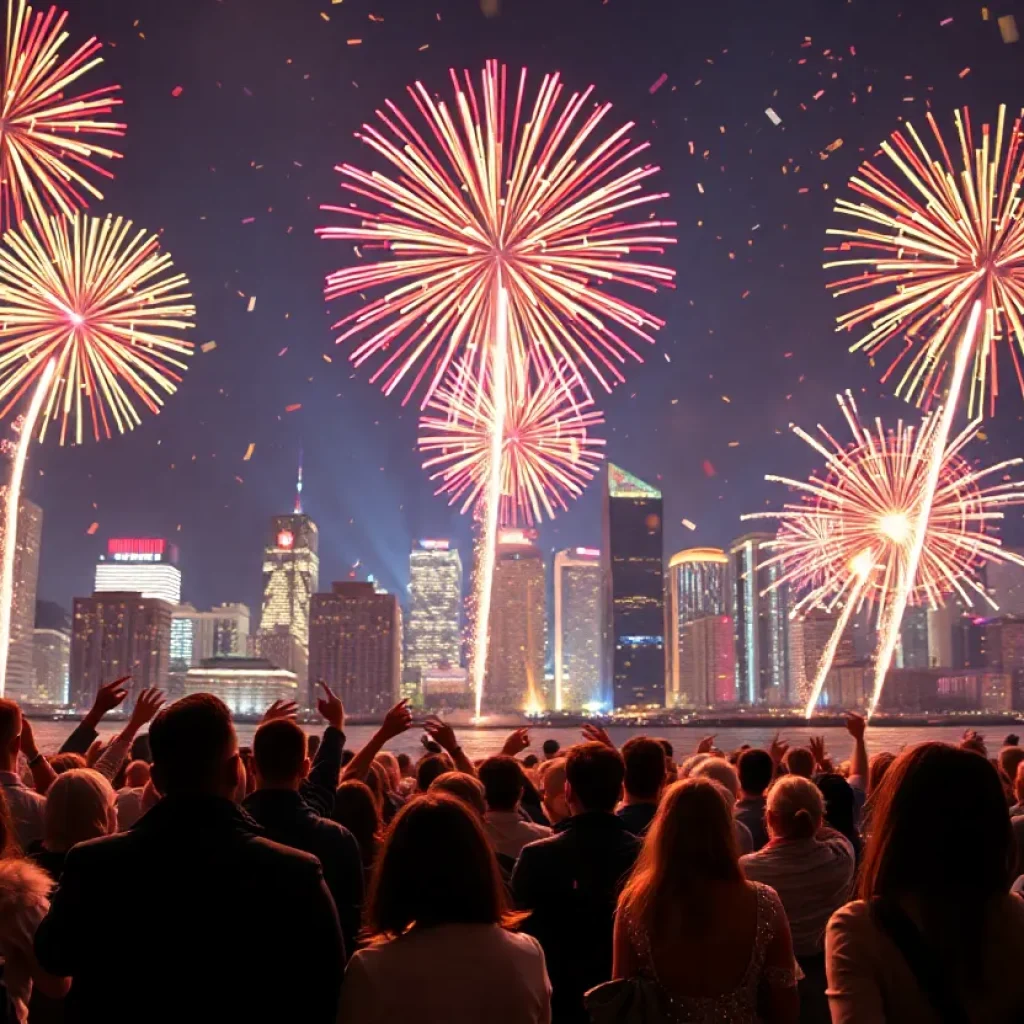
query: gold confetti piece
999 14 1019 41
418 43 429 50
200 340 217 353
347 38 362 45
320 11 330 21
323 353 333 362
765 107 782 126
243 443 255 461
246 296 256 312
721 395 731 403
959 67 971 78
982 7 990 21
682 518 696 531
728 441 740 447
86 522 99 535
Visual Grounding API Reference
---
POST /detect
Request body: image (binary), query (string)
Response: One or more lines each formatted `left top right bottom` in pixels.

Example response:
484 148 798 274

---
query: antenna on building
294 448 304 514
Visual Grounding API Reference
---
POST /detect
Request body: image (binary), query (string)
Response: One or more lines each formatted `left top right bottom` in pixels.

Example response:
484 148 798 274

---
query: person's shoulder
244 833 323 875
499 927 547 959
518 829 566 859
826 899 873 939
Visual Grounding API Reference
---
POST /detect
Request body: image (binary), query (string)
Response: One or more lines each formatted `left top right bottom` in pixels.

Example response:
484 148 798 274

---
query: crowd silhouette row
1 678 1024 1023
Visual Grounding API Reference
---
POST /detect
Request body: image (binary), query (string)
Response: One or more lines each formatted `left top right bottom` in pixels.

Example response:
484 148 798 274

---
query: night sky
29 0 1024 617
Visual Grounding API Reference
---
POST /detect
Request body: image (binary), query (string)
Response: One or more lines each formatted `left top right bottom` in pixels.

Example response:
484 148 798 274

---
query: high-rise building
308 582 401 714
667 548 729 708
32 629 70 705
677 615 736 707
793 607 856 702
985 553 1024 616
602 463 664 709
0 493 42 702
405 539 462 676
249 625 308 681
899 604 931 668
171 602 250 669
729 532 790 706
485 528 546 712
553 547 602 711
94 538 181 604
182 656 299 717
927 603 957 668
70 592 173 708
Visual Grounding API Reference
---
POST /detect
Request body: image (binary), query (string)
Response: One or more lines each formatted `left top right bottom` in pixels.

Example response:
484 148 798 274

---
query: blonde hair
692 756 740 803
767 774 823 840
44 768 115 852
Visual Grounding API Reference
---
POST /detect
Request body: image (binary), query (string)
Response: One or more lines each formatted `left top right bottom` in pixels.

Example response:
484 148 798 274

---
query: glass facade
405 540 462 674
259 514 319 650
554 548 601 710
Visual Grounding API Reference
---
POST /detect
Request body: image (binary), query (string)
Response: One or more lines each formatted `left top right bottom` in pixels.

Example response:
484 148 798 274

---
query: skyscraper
899 604 931 668
172 602 250 669
70 592 173 708
553 547 602 710
405 539 462 676
0 493 42 702
308 581 401 714
677 615 736 707
602 463 664 709
667 548 729 707
485 528 545 712
33 599 70 705
94 538 181 604
729 532 790 706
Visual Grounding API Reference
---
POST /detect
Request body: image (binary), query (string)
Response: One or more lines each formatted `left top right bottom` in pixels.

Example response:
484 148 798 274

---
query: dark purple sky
29 0 1024 616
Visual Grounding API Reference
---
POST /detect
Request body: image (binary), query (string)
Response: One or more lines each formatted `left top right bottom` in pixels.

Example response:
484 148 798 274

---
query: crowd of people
1 680 1024 1022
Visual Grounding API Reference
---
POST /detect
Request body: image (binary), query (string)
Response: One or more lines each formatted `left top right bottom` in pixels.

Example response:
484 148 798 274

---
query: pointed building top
294 448 304 514
607 462 661 499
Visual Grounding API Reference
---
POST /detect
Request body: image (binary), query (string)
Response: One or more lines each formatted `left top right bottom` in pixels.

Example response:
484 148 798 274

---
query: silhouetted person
736 748 774 851
616 736 667 837
479 756 551 861
34 693 344 1024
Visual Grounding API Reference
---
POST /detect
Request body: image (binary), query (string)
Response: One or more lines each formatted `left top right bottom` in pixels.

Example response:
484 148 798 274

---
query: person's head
306 733 321 761
1000 746 1024 795
129 732 152 765
375 751 400 791
363 760 388 811
860 743 1012 978
565 742 625 814
478 755 525 812
0 699 22 771
783 747 815 779
868 750 896 794
621 736 668 803
333 779 381 866
538 757 568 824
816 772 858 848
124 760 151 788
678 753 709 778
429 771 487 818
522 753 539 769
766 775 823 841
656 738 675 774
43 768 117 852
416 752 453 792
148 694 239 798
253 718 309 790
49 752 87 775
692 757 740 805
366 793 516 940
542 739 560 760
737 748 774 798
396 752 413 778
619 778 742 931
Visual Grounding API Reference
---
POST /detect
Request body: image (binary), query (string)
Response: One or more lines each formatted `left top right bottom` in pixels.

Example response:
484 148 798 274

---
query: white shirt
0 772 46 851
741 829 854 957
116 786 146 831
484 810 552 861
338 923 551 1024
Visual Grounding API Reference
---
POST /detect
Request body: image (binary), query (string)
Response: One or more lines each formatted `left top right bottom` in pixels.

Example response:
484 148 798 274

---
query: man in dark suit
35 693 344 1024
244 691 363 957
512 741 641 1023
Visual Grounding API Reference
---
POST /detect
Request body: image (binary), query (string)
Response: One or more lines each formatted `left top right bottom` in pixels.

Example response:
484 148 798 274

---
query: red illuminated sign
108 538 166 557
277 530 294 549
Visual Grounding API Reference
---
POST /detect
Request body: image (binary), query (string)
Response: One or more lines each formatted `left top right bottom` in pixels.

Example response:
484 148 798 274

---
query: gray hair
691 757 740 804
767 774 824 839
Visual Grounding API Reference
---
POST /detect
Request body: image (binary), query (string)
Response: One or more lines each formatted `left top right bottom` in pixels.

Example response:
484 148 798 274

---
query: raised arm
341 700 412 782
19 717 57 795
60 677 130 755
300 681 346 815
423 716 476 776
845 714 868 789
93 688 165 782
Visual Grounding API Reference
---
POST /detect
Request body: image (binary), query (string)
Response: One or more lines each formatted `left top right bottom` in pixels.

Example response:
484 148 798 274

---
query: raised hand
768 732 789 765
582 723 614 749
378 700 413 742
316 681 345 731
809 735 833 772
263 699 298 723
696 735 716 755
92 677 130 716
423 715 458 754
500 727 530 757
844 713 866 740
129 688 166 729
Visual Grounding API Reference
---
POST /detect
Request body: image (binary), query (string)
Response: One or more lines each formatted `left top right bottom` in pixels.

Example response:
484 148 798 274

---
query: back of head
566 742 625 813
396 753 412 776
375 751 400 790
129 732 152 765
149 693 237 797
868 750 896 793
999 746 1024 790
430 771 487 818
692 756 740 804
784 747 816 779
737 748 774 796
416 752 452 792
620 778 741 930
678 753 710 779
333 780 381 858
478 755 525 812
622 736 668 801
767 774 823 840
0 699 20 754
542 739 560 759
816 772 857 842
367 793 508 938
253 719 308 787
124 760 151 788
44 768 115 852
49 753 87 775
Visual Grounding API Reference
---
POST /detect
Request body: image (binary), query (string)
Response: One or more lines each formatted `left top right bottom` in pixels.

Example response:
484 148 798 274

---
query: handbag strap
870 899 971 1024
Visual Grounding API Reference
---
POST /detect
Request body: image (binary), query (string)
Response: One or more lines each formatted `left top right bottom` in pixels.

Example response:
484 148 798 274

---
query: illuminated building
94 538 181 604
171 602 250 669
70 592 172 708
485 529 545 712
879 667 1012 713
406 539 462 676
32 601 70 704
789 608 856 701
309 582 401 714
0 491 41 702
677 615 736 708
421 666 472 711
554 547 602 710
249 625 307 685
182 657 298 717
602 463 664 709
667 548 728 708
927 604 957 668
819 664 871 711
985 553 1024 616
898 605 931 669
729 532 790 706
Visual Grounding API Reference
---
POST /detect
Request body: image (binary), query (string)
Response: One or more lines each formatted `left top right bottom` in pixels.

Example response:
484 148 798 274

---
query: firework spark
0 213 195 445
418 360 604 526
317 59 676 407
746 386 1024 716
0 0 124 232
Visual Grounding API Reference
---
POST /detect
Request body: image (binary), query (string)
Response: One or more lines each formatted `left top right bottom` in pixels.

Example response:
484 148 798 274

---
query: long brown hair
333 780 381 870
365 792 520 941
0 786 18 858
859 742 1012 986
618 777 743 936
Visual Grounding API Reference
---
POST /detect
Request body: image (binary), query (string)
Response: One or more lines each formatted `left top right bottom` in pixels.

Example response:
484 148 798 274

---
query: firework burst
418 360 604 526
317 59 675 407
825 105 1024 417
0 213 195 445
0 0 124 232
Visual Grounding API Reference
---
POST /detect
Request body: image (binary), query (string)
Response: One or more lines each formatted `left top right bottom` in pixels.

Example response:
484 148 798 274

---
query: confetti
347 38 362 45
241 216 255 224
277 347 288 357
702 460 716 477
171 85 183 97
682 518 696 531
649 73 668 95
320 12 330 21
721 395 731 403
999 14 1019 42
481 0 500 14
285 403 302 413
959 67 971 78
86 522 99 535
246 296 256 312
243 443 255 461
940 16 953 25
200 340 217 353
765 107 782 126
